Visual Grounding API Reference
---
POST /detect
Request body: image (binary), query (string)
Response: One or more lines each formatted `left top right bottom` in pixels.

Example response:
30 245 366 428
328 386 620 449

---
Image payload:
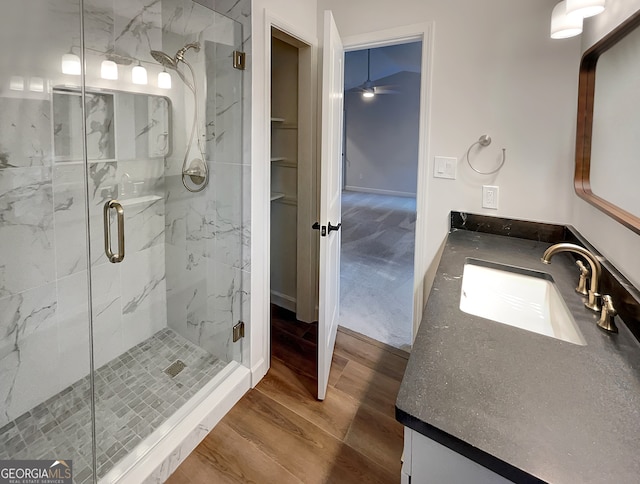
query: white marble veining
206 260 248 361
121 244 167 348
53 164 89 278
125 197 166 252
83 0 115 53
0 283 58 427
0 166 55 297
211 162 250 270
90 262 124 368
56 271 91 387
0 99 50 169
113 0 163 63
116 94 170 161
207 42 243 165
53 91 115 162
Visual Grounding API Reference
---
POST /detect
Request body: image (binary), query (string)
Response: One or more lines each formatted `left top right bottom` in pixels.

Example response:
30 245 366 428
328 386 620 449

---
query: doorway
267 24 318 390
339 42 423 351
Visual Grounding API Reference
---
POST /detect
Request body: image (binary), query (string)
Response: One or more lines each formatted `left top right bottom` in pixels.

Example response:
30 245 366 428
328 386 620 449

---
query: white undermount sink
459 258 586 346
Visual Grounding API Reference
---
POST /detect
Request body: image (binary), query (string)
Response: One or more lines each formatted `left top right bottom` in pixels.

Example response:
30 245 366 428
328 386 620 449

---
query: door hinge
233 51 246 70
233 321 245 342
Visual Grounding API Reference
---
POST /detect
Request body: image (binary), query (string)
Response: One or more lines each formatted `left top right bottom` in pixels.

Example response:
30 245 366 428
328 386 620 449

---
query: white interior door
318 10 344 401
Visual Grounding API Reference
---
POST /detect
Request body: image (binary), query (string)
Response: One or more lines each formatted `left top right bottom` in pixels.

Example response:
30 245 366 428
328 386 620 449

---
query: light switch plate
482 185 499 209
434 156 457 180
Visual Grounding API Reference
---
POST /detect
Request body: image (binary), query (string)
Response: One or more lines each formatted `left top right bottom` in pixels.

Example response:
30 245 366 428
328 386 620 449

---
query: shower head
149 42 200 92
175 42 201 62
150 50 178 70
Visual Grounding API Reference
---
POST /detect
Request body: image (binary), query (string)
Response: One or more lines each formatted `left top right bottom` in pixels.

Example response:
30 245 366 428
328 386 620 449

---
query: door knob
328 222 341 233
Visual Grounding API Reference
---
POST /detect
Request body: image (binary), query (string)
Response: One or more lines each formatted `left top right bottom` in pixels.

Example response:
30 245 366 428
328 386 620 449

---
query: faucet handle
575 260 590 296
597 295 618 333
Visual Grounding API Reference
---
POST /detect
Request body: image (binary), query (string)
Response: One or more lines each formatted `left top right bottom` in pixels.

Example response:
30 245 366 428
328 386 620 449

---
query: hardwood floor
166 306 409 484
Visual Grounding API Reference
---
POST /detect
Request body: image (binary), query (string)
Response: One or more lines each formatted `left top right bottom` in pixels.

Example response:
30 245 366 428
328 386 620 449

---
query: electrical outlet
482 185 499 209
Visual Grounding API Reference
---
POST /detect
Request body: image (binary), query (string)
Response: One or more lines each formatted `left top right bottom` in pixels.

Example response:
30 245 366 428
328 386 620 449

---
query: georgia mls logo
0 459 73 484
49 461 71 477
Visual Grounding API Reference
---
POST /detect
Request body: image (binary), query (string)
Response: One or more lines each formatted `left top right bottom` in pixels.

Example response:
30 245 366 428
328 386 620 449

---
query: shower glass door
84 0 247 480
0 1 96 482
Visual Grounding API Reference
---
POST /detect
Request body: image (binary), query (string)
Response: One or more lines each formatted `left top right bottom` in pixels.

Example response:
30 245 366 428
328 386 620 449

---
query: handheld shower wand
150 42 207 192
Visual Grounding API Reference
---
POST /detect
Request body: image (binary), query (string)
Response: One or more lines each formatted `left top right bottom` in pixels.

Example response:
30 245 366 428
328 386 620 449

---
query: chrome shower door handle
103 200 125 263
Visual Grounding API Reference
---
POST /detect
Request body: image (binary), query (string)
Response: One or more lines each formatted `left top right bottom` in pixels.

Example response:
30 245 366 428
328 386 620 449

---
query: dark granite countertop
396 227 640 484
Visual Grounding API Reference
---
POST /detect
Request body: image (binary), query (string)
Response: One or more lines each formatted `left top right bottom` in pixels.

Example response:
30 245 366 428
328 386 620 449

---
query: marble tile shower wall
0 0 86 428
0 0 252 428
164 0 251 364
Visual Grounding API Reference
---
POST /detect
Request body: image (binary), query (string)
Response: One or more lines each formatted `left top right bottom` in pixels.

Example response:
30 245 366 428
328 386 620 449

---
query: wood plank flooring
166 306 409 484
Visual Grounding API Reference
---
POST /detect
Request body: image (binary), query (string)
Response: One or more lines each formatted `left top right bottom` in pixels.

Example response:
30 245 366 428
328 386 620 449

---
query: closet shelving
270 35 300 312
270 115 298 206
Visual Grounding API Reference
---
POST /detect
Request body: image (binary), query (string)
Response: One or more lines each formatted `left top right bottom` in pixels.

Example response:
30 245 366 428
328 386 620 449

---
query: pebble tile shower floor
0 328 227 483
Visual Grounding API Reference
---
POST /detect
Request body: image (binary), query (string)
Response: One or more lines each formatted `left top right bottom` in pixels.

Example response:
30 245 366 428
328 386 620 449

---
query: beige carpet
339 191 416 351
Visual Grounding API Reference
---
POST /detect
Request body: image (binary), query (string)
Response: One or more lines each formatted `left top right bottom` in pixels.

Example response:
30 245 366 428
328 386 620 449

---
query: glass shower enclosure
0 0 248 482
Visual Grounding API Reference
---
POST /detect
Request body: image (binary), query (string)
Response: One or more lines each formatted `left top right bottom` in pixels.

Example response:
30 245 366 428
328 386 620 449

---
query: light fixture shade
132 64 147 85
362 90 374 99
551 1 583 39
101 60 118 80
158 70 172 89
29 77 44 92
566 0 606 18
9 76 24 91
61 52 81 75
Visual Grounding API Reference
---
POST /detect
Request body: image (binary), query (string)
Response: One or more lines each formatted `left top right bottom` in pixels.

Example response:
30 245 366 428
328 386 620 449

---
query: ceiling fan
350 49 399 98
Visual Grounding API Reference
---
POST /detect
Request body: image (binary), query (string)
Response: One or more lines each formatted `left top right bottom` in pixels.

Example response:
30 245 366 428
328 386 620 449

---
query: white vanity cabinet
401 428 514 484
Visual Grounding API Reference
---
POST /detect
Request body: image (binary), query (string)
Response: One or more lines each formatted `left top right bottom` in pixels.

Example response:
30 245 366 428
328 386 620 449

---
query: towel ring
465 135 506 175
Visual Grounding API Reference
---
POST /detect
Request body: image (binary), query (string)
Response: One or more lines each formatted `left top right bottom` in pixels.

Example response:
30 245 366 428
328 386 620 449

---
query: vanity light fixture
29 77 44 92
61 50 81 75
132 62 147 85
158 69 171 89
566 0 606 19
551 1 583 39
101 60 118 80
9 76 24 91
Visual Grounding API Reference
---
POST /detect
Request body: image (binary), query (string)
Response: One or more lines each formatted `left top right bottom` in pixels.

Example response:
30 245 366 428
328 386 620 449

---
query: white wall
318 0 582 310
572 0 640 288
345 70 420 196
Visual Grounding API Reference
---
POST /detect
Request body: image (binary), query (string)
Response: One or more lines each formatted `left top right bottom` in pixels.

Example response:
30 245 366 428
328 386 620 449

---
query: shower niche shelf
119 194 163 207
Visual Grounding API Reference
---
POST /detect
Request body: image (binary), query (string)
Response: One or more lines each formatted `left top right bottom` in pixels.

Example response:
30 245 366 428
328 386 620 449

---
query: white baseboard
344 186 416 198
251 357 268 388
270 290 296 312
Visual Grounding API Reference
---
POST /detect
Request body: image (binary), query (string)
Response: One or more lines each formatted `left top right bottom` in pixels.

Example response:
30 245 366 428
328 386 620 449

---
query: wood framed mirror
575 9 640 236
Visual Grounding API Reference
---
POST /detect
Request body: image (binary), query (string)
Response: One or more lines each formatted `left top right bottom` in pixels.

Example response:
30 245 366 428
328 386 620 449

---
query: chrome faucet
541 243 602 312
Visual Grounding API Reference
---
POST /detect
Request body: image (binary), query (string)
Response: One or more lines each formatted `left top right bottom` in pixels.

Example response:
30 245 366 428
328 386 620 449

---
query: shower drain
164 360 186 378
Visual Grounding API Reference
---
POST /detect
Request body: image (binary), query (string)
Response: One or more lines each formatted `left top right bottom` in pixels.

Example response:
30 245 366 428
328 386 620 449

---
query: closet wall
270 36 299 311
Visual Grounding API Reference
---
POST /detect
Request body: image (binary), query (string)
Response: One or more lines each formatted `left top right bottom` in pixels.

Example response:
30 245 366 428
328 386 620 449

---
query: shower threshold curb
100 361 251 484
